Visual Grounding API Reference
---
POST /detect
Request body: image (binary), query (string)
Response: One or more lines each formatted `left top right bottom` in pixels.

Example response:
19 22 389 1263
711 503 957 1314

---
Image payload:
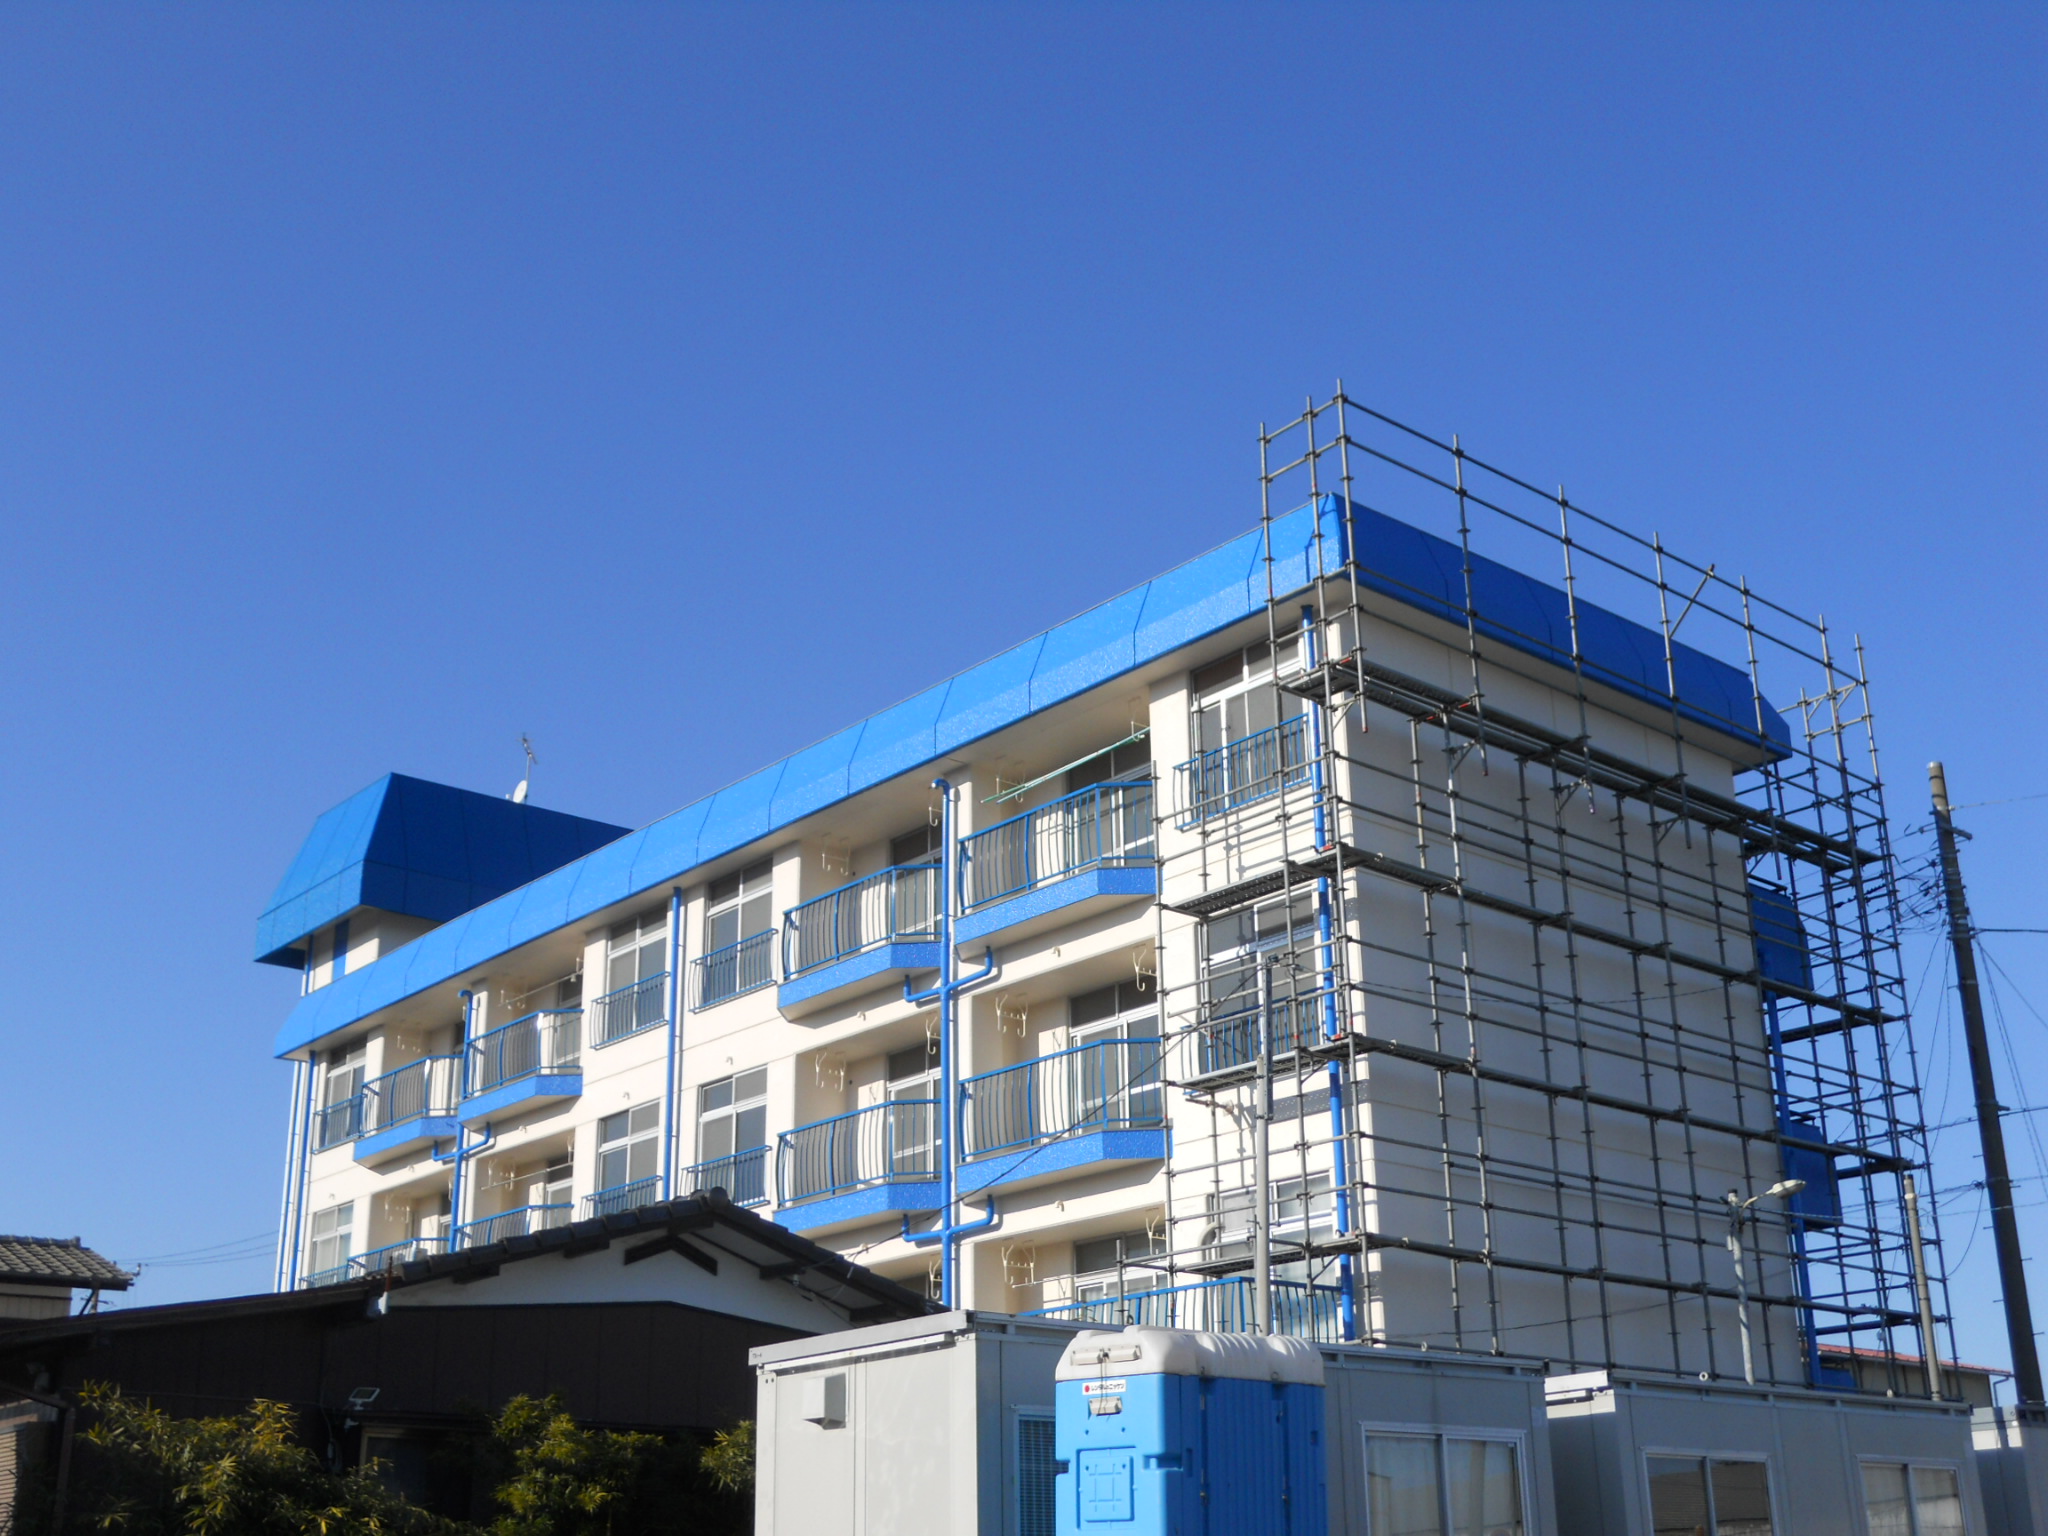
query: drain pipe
280 1057 316 1289
663 886 683 1199
446 989 477 1241
1301 602 1358 1341
901 776 1007 1306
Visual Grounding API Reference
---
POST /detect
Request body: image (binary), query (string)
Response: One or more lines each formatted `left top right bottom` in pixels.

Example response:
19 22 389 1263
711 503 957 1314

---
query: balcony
580 1176 662 1220
955 777 1157 948
591 972 669 1045
776 865 942 1018
694 931 775 1010
1026 1276 1345 1342
957 1038 1169 1194
299 1236 450 1288
684 1147 769 1207
1174 716 1311 827
312 1094 364 1152
1187 983 1339 1084
457 1203 572 1248
774 1100 942 1232
461 1009 582 1125
353 1055 462 1163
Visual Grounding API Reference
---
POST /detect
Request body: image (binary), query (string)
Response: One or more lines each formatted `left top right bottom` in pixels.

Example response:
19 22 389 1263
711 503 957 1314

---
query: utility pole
1929 760 2044 1409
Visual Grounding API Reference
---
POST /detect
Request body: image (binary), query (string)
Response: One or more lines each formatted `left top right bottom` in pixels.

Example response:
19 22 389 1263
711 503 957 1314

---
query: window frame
1356 1422 1532 1536
1856 1456 1971 1536
1638 1448 1781 1536
596 1101 662 1193
696 1067 770 1163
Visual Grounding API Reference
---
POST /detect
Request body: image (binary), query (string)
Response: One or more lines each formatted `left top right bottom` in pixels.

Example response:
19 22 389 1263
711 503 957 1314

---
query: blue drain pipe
898 776 1003 1305
663 886 683 1199
1301 604 1359 1341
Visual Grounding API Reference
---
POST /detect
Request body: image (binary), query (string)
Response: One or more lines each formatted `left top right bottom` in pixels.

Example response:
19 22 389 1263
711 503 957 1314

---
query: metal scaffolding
1124 391 1949 1392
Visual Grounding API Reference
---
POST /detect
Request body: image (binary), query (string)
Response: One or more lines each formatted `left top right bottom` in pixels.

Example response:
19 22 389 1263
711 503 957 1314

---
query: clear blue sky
2 4 2042 1385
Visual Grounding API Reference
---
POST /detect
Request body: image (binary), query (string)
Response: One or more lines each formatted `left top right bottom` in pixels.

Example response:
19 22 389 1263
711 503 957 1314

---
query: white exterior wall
282 594 1796 1378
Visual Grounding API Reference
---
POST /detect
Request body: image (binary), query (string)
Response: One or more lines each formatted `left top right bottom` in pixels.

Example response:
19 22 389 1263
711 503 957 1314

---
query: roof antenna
509 735 536 804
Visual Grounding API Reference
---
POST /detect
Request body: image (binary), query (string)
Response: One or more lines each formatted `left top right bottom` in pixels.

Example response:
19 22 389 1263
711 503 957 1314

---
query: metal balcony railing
685 1147 769 1207
777 1100 938 1206
962 1038 1165 1159
1192 982 1340 1078
591 972 669 1044
313 1094 364 1150
694 932 775 1008
1026 1276 1345 1341
960 776 1154 911
465 1009 581 1097
457 1204 572 1248
1174 715 1311 826
782 865 941 979
299 1236 451 1288
580 1177 661 1220
362 1055 462 1134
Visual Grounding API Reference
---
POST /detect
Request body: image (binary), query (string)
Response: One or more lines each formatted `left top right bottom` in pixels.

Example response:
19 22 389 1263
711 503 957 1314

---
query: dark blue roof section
254 774 631 967
273 498 1789 1054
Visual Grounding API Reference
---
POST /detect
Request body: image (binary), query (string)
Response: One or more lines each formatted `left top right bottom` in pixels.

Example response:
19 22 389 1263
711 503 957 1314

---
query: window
316 1044 367 1148
530 1157 573 1216
597 909 668 1041
1646 1456 1774 1536
886 1041 940 1175
1191 638 1305 752
890 823 943 869
1862 1463 1966 1536
1068 983 1163 1129
1184 640 1309 821
1201 889 1327 1068
1069 738 1152 791
307 1201 354 1281
706 862 774 951
597 1103 660 1193
1205 1170 1335 1278
1364 1432 1523 1536
1017 1413 1057 1536
697 1068 769 1164
1072 1227 1167 1308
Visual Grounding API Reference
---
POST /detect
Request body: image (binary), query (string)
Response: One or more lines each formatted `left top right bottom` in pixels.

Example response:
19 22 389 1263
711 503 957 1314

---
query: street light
1726 1180 1806 1385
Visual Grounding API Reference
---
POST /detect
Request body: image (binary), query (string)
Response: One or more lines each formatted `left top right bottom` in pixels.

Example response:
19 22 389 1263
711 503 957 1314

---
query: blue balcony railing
580 1177 661 1220
300 1236 450 1288
962 1038 1164 1159
1194 984 1338 1077
591 972 669 1044
782 865 941 979
313 1094 364 1151
777 1100 939 1206
457 1203 572 1248
694 932 775 1008
1026 1276 1345 1342
362 1055 461 1135
1175 716 1311 826
960 777 1154 911
465 1009 581 1097
685 1147 769 1207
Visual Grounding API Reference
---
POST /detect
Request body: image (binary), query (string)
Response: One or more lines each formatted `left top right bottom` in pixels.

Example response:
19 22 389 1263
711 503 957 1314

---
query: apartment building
265 400 1945 1397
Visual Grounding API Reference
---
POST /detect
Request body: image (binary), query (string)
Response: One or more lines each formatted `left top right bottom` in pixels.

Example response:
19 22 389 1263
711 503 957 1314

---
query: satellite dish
510 735 536 804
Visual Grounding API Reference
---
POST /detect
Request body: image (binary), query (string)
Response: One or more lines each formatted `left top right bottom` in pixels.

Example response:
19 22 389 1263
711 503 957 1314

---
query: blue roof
271 497 1789 1055
254 774 631 967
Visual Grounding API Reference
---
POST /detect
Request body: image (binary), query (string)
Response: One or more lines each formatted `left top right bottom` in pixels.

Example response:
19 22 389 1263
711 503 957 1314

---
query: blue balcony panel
776 940 944 1020
953 865 1157 951
353 1115 460 1165
957 1127 1169 1197
459 1072 582 1127
773 1180 946 1235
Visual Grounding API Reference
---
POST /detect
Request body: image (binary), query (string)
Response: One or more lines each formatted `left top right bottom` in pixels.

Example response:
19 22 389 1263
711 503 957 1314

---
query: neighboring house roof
0 1236 134 1291
255 774 631 968
272 496 1791 1056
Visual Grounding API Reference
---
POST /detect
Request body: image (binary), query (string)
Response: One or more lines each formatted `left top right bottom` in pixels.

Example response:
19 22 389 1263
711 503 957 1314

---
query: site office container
749 1311 1557 1536
1545 1368 1991 1536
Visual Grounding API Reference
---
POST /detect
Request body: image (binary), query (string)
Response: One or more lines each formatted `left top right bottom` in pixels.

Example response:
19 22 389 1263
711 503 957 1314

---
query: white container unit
750 1311 1557 1536
1546 1369 1990 1536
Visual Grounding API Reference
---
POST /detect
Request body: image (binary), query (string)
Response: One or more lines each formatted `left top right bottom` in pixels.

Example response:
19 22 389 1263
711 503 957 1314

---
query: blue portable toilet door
1078 1447 1135 1524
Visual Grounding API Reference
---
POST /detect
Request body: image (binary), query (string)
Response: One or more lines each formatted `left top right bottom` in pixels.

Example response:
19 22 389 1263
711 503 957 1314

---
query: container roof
255 774 630 968
273 497 1788 1056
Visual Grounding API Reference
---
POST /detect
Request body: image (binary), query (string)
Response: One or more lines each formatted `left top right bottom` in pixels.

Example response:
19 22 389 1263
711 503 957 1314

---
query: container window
1647 1455 1774 1536
1862 1463 1965 1536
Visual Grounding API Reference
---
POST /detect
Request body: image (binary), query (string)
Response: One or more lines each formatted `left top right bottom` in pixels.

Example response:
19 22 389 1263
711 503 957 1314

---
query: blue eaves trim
274 497 1789 1057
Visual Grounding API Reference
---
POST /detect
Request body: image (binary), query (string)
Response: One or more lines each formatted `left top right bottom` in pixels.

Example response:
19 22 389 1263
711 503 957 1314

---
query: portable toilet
1054 1326 1326 1536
